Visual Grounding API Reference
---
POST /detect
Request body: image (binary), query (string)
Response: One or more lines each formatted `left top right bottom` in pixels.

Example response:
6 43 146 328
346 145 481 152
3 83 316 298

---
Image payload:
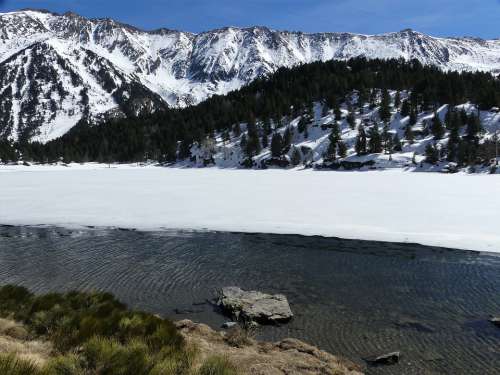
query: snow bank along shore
1 165 499 253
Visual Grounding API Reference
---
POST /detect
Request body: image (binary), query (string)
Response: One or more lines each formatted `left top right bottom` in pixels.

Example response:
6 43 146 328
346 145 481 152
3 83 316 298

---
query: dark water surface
0 226 499 375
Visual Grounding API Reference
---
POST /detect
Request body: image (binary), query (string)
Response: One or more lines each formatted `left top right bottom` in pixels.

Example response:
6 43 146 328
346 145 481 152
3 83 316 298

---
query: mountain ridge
0 9 499 143
13 8 500 40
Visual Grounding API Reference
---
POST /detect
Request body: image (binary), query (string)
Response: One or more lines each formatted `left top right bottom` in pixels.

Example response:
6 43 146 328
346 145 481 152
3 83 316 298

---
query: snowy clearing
1 166 500 253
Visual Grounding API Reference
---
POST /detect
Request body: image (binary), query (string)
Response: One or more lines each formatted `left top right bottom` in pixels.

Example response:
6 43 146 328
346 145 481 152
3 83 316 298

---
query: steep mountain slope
186 96 500 173
0 9 499 142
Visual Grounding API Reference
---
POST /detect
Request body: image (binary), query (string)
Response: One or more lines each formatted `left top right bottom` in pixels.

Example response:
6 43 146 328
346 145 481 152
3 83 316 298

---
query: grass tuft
0 354 42 375
197 356 238 375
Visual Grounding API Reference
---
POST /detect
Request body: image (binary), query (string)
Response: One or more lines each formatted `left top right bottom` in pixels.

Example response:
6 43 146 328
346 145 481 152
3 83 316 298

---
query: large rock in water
218 287 293 324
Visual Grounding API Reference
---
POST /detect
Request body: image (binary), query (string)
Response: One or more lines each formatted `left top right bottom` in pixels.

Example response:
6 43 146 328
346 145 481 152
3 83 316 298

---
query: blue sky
1 0 498 38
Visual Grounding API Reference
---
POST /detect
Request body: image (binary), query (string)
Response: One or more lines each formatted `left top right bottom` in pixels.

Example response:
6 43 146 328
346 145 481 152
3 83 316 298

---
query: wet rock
217 286 293 324
221 322 237 329
489 317 500 327
366 351 400 366
173 307 204 315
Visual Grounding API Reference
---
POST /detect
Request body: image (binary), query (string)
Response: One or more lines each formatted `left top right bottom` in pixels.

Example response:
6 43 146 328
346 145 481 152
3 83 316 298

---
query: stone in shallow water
366 351 400 366
489 317 500 327
218 286 293 324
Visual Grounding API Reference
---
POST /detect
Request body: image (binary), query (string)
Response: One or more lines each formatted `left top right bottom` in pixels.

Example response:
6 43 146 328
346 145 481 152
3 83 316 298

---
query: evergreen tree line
1 57 499 164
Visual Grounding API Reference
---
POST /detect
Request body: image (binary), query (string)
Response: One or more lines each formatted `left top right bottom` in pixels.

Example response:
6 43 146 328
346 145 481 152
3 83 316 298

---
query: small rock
174 308 204 315
366 351 400 366
222 322 238 329
489 317 500 327
218 286 293 324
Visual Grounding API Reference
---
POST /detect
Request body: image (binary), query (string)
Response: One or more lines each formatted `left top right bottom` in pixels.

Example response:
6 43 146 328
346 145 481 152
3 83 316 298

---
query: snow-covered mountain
1 9 500 142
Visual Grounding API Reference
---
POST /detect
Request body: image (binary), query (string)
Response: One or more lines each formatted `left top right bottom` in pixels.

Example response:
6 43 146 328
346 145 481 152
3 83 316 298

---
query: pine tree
347 111 356 130
368 124 382 154
447 124 460 162
283 126 293 151
382 123 392 153
404 124 415 145
425 143 439 164
355 126 367 155
263 118 272 136
358 88 369 107
379 89 392 123
261 133 269 149
245 121 261 157
240 134 247 152
321 103 329 117
430 112 445 139
394 91 401 109
233 123 242 137
444 106 453 130
393 134 402 152
325 123 341 160
270 133 283 157
401 100 411 118
334 104 342 122
291 146 302 166
466 113 482 139
298 116 308 134
460 109 468 125
409 108 417 126
369 89 377 109
338 141 348 158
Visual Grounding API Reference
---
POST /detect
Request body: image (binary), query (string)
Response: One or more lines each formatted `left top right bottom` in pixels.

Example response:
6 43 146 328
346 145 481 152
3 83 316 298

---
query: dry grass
0 319 28 340
0 319 52 367
224 326 255 348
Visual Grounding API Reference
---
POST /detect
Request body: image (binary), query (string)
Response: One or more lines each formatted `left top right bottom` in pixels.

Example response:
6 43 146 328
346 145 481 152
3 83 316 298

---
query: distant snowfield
1 165 500 253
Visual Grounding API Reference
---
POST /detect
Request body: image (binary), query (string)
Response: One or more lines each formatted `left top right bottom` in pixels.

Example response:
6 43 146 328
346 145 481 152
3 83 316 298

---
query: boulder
218 287 293 324
366 351 400 366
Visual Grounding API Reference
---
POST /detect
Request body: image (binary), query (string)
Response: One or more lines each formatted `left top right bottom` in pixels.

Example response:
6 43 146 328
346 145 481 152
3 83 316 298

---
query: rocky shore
176 319 364 375
0 317 363 375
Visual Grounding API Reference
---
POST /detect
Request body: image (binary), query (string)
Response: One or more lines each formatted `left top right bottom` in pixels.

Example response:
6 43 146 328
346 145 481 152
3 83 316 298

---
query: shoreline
0 293 364 375
0 223 492 257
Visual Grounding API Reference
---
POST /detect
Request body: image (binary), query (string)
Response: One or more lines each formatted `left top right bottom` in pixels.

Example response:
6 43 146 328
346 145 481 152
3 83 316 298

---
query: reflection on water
1 225 500 374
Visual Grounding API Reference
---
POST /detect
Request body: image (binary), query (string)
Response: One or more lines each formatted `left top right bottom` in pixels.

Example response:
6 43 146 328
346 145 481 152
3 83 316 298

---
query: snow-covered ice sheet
1 166 499 253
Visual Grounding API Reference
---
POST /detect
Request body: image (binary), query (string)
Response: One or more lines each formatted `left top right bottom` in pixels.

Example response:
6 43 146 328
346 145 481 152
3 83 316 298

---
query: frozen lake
1 166 500 252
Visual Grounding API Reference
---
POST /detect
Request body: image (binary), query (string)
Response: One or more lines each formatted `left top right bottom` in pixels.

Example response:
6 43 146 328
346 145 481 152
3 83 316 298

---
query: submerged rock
395 318 435 333
217 286 293 324
366 351 400 366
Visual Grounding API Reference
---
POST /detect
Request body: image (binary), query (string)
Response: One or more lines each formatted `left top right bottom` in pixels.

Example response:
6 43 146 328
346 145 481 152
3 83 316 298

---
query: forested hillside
1 58 499 172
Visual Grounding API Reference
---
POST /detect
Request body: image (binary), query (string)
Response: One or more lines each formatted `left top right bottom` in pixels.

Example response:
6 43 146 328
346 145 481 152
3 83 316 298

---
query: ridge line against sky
0 0 499 39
